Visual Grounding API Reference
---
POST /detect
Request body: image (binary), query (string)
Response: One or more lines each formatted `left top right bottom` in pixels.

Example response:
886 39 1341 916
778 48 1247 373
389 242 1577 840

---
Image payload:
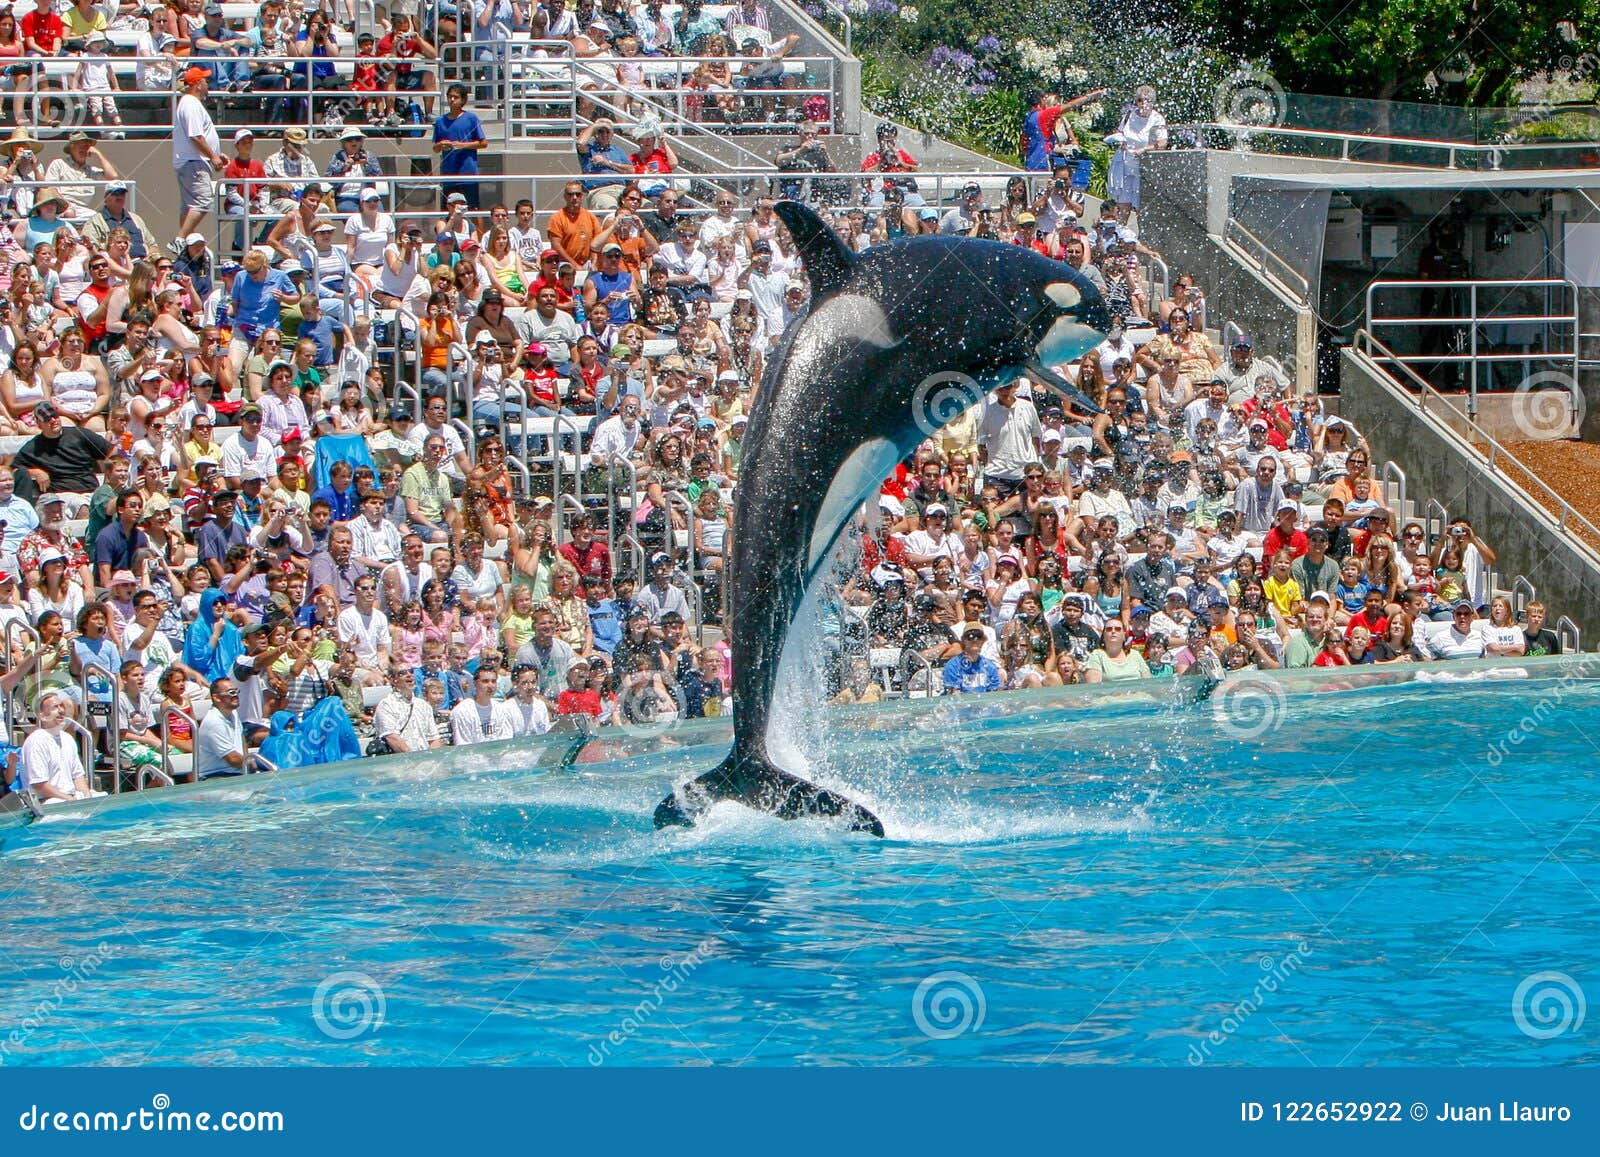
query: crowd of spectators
0 5 1574 807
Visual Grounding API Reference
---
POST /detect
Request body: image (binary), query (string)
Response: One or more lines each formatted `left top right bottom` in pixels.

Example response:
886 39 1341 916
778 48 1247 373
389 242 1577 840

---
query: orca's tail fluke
653 752 885 837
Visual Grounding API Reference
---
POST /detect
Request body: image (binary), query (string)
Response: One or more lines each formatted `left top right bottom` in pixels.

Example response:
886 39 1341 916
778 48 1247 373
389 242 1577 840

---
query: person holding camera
328 128 384 214
373 221 426 310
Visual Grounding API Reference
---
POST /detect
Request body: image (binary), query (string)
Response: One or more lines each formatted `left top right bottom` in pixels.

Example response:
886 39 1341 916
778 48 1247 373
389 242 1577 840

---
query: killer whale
653 201 1112 836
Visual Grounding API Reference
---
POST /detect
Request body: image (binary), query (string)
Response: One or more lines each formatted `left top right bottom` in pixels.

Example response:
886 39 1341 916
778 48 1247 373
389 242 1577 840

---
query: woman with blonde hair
477 227 529 306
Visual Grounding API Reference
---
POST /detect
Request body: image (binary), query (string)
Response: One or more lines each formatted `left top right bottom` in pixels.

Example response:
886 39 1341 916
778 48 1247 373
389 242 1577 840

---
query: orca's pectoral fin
1025 358 1105 416
654 754 885 837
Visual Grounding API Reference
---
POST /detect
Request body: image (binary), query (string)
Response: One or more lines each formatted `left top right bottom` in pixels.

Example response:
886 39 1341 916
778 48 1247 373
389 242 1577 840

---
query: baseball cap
1453 599 1475 613
751 240 772 254
106 180 129 194
1276 500 1299 514
1016 211 1037 225
33 400 60 420
359 187 382 201
233 128 254 143
1307 590 1333 605
1248 417 1268 430
962 625 987 640
924 503 948 517
239 403 263 419
601 242 623 256
649 551 672 568
526 341 547 357
388 403 413 421
917 207 939 221
37 547 66 566
1165 586 1187 601
182 65 210 86
446 192 468 205
183 232 207 248
111 569 138 586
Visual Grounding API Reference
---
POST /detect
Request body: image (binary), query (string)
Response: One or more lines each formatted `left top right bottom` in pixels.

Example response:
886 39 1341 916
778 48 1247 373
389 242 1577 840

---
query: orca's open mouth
1027 279 1112 414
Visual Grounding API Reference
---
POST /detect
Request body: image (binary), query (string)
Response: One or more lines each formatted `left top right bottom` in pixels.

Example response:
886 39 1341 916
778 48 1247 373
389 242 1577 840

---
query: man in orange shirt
546 182 600 271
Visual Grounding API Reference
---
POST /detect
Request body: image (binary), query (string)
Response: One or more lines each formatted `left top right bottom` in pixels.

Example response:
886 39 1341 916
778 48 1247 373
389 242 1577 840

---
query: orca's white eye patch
1043 281 1082 310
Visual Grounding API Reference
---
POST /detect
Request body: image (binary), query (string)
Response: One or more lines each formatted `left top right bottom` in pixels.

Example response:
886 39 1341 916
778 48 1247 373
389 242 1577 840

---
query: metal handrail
614 530 647 589
663 490 701 643
1177 121 1600 169
1352 328 1600 546
1363 278 1579 419
555 494 587 550
2 178 142 216
1557 615 1581 654
1221 218 1310 299
1511 575 1537 615
1222 320 1244 351
1379 460 1408 529
902 646 933 699
160 702 199 787
1423 498 1450 543
0 619 44 740
820 0 853 51
576 75 779 174
77 659 121 794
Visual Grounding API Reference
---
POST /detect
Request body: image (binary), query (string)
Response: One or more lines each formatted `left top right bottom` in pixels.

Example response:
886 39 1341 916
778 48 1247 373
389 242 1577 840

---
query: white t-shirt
376 244 420 300
344 213 395 268
221 431 276 482
978 396 1041 480
449 696 520 744
173 92 219 167
507 695 552 737
337 605 392 663
22 727 85 798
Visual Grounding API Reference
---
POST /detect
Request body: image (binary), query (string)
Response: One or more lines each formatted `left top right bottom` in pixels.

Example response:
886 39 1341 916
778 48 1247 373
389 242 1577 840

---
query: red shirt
863 148 917 173
631 147 672 175
224 157 266 206
559 538 612 585
523 364 560 408
376 31 419 74
558 688 602 717
1261 525 1308 559
21 10 63 53
1345 610 1389 639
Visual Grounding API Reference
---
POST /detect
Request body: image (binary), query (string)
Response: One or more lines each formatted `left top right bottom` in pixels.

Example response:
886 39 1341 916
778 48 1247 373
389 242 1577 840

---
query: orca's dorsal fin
775 200 856 302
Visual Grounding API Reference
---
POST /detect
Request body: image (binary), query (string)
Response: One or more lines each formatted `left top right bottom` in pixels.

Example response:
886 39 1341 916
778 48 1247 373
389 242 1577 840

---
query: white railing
1352 328 1600 545
1178 121 1599 170
1222 218 1310 300
1363 278 1580 419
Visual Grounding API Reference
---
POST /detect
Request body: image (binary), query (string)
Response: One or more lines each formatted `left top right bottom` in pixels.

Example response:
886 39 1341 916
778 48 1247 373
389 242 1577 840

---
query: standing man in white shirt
738 239 791 342
978 379 1041 499
173 66 226 248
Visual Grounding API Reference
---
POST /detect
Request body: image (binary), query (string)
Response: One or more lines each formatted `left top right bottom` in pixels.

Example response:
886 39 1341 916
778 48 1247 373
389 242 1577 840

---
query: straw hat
3 127 40 154
29 187 70 214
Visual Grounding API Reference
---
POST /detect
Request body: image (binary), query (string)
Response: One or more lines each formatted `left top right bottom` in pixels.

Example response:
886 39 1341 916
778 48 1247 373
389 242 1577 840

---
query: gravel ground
1498 439 1600 550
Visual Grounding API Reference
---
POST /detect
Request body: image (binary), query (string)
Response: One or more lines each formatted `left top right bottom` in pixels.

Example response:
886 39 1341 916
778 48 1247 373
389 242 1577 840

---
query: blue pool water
2 660 1596 1066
